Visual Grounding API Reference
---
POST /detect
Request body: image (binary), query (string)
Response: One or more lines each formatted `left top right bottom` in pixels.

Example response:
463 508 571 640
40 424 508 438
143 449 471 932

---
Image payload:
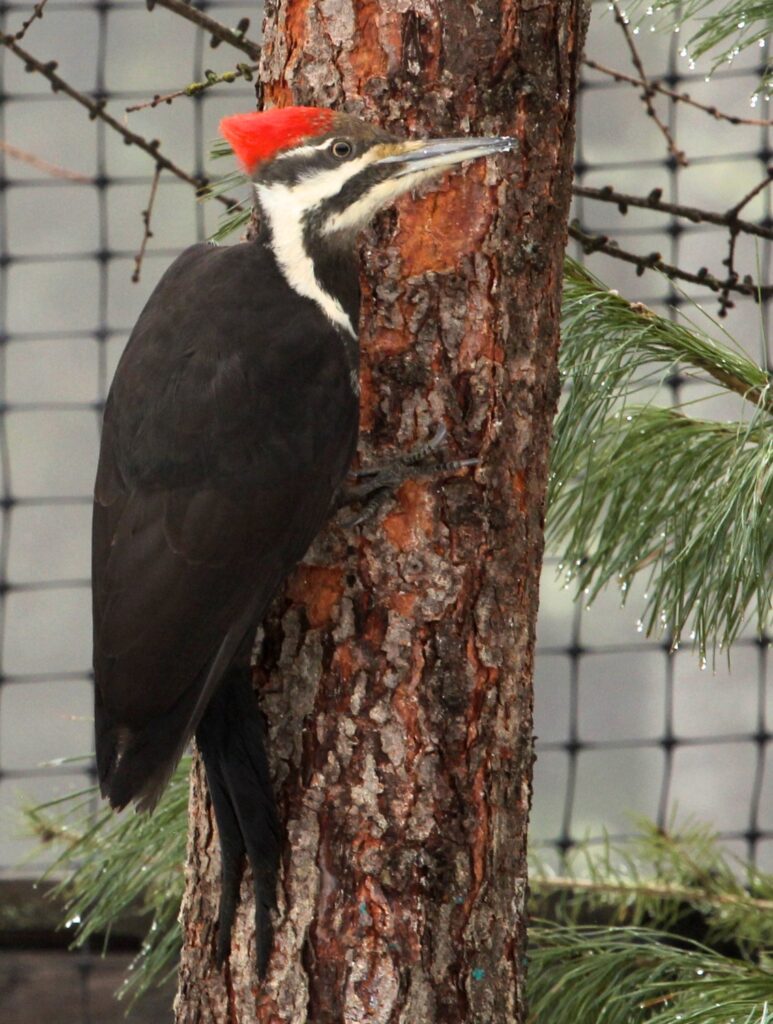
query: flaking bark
175 0 587 1020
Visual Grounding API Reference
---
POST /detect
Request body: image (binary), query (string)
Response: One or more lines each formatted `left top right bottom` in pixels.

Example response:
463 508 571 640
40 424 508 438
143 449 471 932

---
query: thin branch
572 184 773 241
0 139 94 182
612 1 688 167
125 63 259 114
568 221 773 300
727 168 773 220
696 364 773 414
0 31 236 207
584 58 773 128
533 875 773 915
12 0 49 42
718 168 773 314
146 0 261 61
132 166 161 283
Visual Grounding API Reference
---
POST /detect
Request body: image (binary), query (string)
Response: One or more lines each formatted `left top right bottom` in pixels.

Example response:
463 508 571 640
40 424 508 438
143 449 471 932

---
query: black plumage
93 237 359 961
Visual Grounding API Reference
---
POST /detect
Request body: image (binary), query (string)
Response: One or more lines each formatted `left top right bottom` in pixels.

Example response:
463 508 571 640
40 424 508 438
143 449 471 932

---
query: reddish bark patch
332 643 356 684
511 468 529 515
357 363 376 432
394 170 492 278
391 591 417 617
286 564 344 627
369 326 414 357
262 82 295 110
348 1 390 85
469 761 490 895
381 481 434 551
362 605 388 649
391 641 424 770
285 0 309 63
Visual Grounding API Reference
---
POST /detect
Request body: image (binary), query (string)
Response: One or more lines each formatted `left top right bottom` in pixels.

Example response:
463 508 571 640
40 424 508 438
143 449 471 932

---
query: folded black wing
92 241 358 810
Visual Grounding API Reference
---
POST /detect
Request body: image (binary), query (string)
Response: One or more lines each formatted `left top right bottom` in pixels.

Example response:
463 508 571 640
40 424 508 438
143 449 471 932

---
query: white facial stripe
256 181 357 337
255 152 388 336
285 153 373 205
274 139 336 161
322 172 429 235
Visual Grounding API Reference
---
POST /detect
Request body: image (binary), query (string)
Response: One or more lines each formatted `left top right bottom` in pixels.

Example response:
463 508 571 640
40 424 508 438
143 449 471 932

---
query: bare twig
146 0 261 60
569 222 773 301
611 2 687 167
573 184 773 242
584 59 773 128
12 0 49 41
717 168 773 315
0 139 94 182
132 166 162 283
573 179 773 316
727 168 773 221
125 63 259 114
0 31 236 207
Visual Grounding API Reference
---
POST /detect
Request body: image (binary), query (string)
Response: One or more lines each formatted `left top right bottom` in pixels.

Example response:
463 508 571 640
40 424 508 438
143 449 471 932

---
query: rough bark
175 0 587 1021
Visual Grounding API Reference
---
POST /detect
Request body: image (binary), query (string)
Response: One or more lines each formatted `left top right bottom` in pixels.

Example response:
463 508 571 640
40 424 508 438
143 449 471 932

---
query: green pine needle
25 760 189 1005
531 815 773 957
629 0 773 92
528 922 773 1024
200 140 252 242
549 259 772 660
530 819 773 1023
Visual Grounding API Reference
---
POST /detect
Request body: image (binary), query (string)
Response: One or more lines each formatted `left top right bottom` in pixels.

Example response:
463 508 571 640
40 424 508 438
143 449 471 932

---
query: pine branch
549 260 772 659
627 0 773 91
531 816 773 956
528 922 773 1024
25 760 189 1004
202 141 253 241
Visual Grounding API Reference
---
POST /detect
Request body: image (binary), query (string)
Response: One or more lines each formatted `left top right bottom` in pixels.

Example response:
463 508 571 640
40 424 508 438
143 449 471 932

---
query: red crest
219 107 336 173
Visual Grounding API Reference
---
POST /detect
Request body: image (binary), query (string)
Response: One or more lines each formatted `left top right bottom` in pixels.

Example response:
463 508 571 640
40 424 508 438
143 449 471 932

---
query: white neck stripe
255 182 357 338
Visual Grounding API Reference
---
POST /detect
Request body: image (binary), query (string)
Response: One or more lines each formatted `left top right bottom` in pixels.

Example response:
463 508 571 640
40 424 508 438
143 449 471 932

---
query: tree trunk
175 0 586 1020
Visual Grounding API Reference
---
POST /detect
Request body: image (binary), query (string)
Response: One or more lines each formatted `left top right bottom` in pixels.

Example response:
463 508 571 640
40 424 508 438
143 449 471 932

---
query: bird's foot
337 424 478 527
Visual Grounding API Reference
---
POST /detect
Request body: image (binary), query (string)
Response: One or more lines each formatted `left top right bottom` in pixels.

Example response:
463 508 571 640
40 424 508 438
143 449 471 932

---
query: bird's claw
352 422 448 478
336 424 478 527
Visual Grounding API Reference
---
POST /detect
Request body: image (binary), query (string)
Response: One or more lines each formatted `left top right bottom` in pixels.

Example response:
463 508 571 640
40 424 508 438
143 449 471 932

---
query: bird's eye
332 139 352 159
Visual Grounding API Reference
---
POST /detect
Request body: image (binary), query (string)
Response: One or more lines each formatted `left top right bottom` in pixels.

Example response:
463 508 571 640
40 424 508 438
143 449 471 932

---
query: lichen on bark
175 1 587 1021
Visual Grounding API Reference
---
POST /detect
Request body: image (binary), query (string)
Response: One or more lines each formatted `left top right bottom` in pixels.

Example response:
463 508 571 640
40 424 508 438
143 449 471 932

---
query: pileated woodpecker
92 106 514 972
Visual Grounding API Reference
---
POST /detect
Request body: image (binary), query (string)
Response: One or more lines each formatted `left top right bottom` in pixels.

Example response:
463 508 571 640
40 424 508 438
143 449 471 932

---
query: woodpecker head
219 107 514 336
220 107 514 243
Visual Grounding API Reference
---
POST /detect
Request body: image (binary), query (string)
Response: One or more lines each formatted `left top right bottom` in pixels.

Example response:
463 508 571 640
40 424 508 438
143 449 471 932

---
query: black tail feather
95 683 195 813
195 666 280 976
196 751 246 967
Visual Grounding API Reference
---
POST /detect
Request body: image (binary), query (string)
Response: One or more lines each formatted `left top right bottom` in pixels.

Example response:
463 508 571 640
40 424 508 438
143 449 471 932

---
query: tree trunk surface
175 1 586 1021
